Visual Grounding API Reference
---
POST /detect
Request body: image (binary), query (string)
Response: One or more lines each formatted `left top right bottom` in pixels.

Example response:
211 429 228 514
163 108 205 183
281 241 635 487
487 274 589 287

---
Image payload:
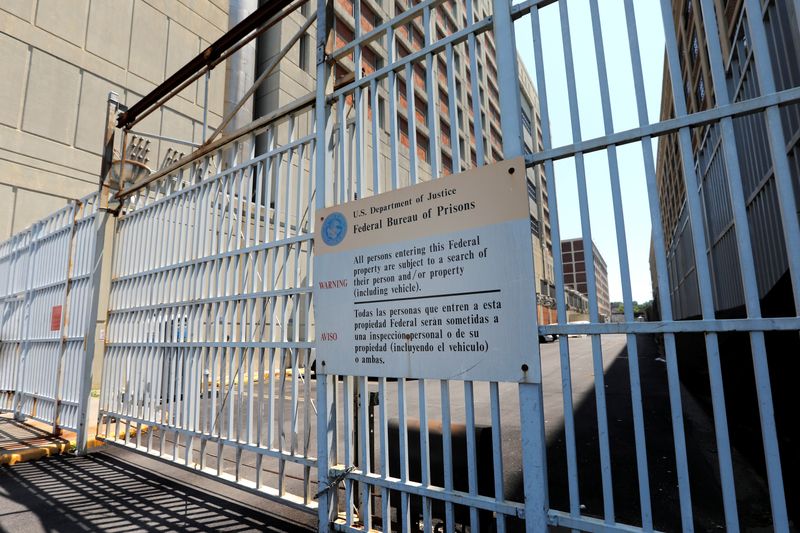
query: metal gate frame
68 0 800 531
0 192 98 433
310 0 799 531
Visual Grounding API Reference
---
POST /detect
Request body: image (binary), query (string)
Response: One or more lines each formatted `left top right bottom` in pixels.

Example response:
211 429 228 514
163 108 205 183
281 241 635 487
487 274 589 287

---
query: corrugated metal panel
748 176 789 298
710 226 744 311
668 206 701 319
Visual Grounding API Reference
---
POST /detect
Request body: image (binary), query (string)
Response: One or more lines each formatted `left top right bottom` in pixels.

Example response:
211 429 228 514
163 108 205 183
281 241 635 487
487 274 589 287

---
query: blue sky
513 0 667 303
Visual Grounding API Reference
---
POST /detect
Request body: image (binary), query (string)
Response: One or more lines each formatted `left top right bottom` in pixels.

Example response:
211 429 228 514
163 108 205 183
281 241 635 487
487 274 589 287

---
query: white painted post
491 0 548 530
76 92 120 455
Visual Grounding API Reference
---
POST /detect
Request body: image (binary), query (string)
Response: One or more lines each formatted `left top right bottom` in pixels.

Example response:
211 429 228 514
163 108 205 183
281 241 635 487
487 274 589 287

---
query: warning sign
314 158 539 382
50 305 62 332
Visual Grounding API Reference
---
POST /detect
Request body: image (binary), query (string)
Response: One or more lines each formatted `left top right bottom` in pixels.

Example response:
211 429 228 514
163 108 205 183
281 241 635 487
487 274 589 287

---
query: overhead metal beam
206 10 317 145
116 0 302 129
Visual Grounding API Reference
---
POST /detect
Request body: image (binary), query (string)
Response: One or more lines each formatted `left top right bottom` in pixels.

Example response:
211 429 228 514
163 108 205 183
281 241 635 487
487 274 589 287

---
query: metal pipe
222 0 258 140
209 10 317 146
118 0 305 129
119 93 315 198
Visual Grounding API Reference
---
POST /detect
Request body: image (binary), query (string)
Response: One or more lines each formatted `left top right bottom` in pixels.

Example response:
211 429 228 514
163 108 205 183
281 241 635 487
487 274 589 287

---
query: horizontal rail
118 93 315 199
112 234 313 283
548 510 664 533
539 317 800 335
105 341 314 349
98 438 319 515
99 417 317 467
108 286 313 315
524 86 800 165
337 469 526 517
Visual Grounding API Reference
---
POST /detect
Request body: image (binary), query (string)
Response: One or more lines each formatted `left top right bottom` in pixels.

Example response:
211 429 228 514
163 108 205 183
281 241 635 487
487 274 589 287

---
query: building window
697 76 705 103
521 109 533 135
691 31 699 63
530 216 540 237
527 179 537 200
299 35 310 73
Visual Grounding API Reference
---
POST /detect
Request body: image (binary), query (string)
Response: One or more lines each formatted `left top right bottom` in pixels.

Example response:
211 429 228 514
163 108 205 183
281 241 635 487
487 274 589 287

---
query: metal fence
0 193 98 432
0 0 796 531
97 101 319 511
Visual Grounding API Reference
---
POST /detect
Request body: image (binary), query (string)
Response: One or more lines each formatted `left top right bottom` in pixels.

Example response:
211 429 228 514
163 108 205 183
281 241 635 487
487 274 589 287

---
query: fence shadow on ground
0 452 312 532
544 333 777 531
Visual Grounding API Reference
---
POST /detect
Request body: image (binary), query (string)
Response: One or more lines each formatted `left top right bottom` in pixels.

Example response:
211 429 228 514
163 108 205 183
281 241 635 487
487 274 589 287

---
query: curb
0 442 71 466
0 437 107 466
1 438 108 466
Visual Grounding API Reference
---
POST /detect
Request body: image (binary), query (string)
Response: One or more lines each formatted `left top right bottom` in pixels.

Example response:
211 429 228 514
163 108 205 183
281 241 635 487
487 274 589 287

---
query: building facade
253 0 557 322
1 0 556 320
0 0 229 239
561 238 610 322
654 0 800 319
653 1 800 518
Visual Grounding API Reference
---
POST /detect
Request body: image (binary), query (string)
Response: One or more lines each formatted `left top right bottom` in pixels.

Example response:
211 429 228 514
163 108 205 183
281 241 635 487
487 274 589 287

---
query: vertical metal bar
466 0 484 166
397 378 410 533
491 0 523 158
370 79 381 195
558 2 615 522
589 1 653 528
529 6 581 523
338 95 347 204
737 2 793 528
489 382 506 532
463 382 480 532
440 380 455 533
445 43 461 171
354 0 364 200
519 382 548 533
358 377 371 529
378 377 391 532
387 25 400 191
658 1 743 529
315 0 337 526
423 5 440 178
405 63 419 184
343 376 354 525
418 379 432 532
77 93 119 454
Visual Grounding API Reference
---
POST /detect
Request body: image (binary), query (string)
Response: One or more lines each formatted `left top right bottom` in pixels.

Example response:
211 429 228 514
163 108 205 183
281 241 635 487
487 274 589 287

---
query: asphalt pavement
0 446 315 532
0 334 780 531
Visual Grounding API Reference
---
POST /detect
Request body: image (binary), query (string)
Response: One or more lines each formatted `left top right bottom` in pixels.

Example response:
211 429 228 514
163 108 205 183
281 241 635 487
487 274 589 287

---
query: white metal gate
85 0 800 531
97 102 319 511
0 193 98 432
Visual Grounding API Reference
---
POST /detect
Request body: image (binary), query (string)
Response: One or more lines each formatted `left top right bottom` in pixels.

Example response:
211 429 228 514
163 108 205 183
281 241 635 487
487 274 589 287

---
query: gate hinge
313 465 355 500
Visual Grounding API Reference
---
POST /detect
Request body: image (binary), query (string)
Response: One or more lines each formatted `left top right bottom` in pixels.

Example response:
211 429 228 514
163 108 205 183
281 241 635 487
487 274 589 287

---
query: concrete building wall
0 0 230 240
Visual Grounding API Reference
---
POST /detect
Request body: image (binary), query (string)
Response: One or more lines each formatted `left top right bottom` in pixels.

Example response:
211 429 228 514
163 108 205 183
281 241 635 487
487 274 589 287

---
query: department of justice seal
321 212 347 246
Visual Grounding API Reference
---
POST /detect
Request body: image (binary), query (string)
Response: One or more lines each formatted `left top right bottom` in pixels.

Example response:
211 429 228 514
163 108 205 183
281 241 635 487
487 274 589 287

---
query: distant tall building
561 238 610 322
